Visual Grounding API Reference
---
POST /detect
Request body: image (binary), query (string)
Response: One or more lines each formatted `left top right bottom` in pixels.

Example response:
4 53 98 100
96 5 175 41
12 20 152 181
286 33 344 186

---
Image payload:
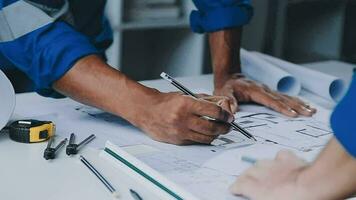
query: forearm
209 28 242 89
53 55 159 125
299 137 356 199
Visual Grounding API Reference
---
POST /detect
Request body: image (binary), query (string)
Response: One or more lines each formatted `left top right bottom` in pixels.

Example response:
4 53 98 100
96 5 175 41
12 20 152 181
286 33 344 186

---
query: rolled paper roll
240 49 301 96
254 52 346 102
0 69 15 130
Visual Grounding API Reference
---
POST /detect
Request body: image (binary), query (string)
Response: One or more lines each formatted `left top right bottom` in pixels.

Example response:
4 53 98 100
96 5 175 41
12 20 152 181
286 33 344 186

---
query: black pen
80 155 120 199
160 72 257 141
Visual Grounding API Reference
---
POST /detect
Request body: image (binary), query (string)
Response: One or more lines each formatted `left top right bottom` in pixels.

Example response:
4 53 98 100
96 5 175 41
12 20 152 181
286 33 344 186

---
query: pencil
160 72 257 141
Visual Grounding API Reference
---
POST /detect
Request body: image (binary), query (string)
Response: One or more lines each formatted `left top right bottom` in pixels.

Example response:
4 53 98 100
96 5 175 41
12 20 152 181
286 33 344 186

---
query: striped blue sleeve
0 21 98 90
190 0 253 33
331 73 356 158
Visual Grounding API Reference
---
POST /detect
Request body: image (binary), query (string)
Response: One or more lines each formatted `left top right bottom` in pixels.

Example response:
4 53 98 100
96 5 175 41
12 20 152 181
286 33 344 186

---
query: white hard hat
0 69 15 131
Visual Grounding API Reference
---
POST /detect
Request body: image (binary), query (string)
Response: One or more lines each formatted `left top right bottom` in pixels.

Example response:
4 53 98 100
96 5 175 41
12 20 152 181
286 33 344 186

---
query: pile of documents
124 0 181 22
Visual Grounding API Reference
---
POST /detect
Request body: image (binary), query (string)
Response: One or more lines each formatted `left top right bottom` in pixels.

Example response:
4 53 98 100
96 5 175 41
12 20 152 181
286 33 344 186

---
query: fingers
250 87 318 117
192 99 234 123
250 91 299 117
188 116 231 136
278 95 317 116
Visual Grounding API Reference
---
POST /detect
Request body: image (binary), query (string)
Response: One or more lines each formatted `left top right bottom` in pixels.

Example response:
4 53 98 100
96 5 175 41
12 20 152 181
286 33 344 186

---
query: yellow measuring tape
8 120 55 143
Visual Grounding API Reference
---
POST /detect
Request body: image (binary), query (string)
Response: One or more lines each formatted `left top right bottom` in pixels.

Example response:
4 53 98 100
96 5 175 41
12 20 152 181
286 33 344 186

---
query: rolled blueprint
254 52 346 102
0 69 15 130
240 49 301 95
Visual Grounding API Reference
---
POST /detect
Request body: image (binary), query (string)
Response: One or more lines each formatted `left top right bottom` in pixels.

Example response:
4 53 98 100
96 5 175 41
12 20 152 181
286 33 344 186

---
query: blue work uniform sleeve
190 0 253 33
331 73 356 158
0 21 98 92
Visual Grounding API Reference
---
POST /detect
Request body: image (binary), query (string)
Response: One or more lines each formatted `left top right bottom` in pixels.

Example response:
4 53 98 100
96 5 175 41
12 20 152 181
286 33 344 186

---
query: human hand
135 92 234 145
214 74 317 117
230 151 311 200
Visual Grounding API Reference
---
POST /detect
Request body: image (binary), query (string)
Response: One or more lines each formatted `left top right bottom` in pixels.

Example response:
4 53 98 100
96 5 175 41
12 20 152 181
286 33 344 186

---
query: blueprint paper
254 52 346 102
240 49 301 95
14 96 333 200
0 69 15 130
71 105 331 200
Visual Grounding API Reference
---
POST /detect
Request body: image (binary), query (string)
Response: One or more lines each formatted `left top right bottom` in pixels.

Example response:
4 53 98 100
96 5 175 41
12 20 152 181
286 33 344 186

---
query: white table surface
0 61 354 200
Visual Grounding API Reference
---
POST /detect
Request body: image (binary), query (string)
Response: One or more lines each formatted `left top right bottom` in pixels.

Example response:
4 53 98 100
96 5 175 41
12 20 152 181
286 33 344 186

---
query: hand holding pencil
160 72 257 141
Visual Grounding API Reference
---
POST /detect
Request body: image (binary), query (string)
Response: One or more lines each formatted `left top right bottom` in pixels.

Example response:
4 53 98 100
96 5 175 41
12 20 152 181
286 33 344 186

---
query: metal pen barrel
78 134 96 149
55 138 68 152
